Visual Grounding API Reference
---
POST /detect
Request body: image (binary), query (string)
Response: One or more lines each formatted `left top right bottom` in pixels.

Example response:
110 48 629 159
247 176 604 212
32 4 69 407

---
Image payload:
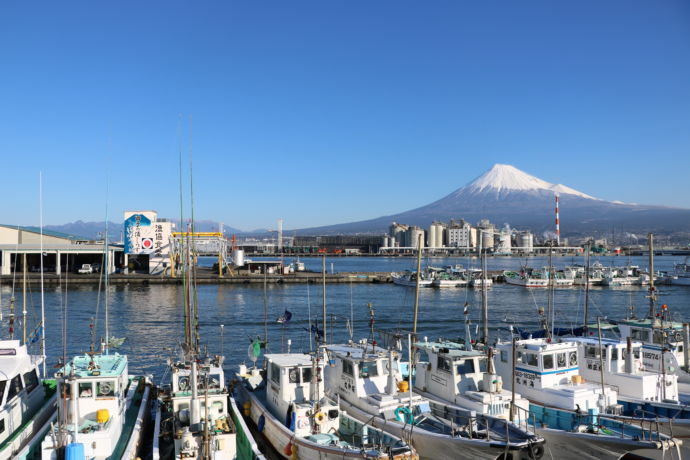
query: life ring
394 406 414 424
569 353 577 366
674 332 683 343
313 412 326 425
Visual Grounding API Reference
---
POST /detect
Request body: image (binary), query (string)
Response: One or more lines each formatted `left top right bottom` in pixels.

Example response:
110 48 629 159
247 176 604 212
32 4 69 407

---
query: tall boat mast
412 233 423 334
39 172 46 376
647 233 656 319
322 254 327 344
583 241 591 335
104 179 110 353
481 237 488 344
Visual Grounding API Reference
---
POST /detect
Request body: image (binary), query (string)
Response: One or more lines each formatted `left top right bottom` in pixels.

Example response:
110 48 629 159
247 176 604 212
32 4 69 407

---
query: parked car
91 263 101 273
78 264 93 274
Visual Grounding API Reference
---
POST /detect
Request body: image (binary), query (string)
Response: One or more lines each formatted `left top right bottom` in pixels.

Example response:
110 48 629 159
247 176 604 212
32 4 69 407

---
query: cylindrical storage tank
390 237 396 247
231 249 245 267
428 226 436 248
436 225 444 247
482 232 494 250
383 236 390 248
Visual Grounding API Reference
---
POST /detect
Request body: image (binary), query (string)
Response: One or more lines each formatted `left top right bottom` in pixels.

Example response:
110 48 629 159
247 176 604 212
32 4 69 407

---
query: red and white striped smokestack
555 193 560 246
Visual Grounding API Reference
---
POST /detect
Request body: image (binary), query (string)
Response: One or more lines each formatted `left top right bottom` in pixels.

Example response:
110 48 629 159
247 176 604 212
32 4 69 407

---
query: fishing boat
601 265 647 286
0 219 57 460
549 269 574 287
564 263 605 286
466 269 493 288
503 267 548 288
391 270 433 288
569 336 690 436
0 340 57 459
236 351 417 459
670 257 690 286
153 232 263 460
428 267 468 288
493 338 682 459
39 353 151 459
324 340 546 460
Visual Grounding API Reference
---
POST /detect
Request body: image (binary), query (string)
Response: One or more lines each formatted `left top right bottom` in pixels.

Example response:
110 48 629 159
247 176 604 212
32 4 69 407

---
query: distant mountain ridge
295 164 690 236
45 219 250 241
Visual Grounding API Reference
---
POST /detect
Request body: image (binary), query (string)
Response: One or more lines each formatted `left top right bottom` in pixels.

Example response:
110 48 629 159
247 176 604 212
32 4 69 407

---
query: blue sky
2 1 689 230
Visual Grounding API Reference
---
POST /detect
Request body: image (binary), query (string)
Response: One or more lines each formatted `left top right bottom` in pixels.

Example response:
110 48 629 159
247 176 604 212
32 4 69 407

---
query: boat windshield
359 361 379 378
0 381 5 404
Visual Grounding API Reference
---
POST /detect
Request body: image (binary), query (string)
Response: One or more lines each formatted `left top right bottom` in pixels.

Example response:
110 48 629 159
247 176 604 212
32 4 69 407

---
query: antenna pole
104 178 110 354
584 241 591 334
412 233 423 334
22 254 27 344
481 237 488 345
322 254 327 344
647 233 656 319
39 172 46 377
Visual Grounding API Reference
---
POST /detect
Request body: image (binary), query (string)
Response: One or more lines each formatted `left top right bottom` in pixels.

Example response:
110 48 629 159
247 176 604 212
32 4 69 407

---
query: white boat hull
238 386 415 459
338 396 533 460
534 425 681 460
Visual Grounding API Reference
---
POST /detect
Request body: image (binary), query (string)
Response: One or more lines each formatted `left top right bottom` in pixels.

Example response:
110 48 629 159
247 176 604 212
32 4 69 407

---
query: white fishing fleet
493 337 682 459
236 350 417 459
324 340 546 460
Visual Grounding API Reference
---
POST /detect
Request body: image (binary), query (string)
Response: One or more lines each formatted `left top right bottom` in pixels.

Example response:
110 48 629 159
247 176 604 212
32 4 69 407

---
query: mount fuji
299 164 690 236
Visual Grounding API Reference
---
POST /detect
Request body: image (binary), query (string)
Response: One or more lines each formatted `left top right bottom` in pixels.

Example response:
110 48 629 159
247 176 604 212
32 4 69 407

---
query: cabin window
0 419 4 434
543 354 554 370
7 375 23 400
437 357 451 373
569 351 577 366
557 352 567 368
585 346 597 359
178 376 191 391
207 374 222 389
96 381 115 397
500 350 508 363
653 331 665 345
343 360 354 377
631 329 650 342
360 361 379 378
23 370 39 393
288 367 300 384
610 349 618 361
678 345 684 353
524 353 538 367
270 363 280 384
302 367 313 383
0 381 6 404
456 359 475 374
516 351 523 363
79 382 93 398
478 358 488 373
633 348 641 359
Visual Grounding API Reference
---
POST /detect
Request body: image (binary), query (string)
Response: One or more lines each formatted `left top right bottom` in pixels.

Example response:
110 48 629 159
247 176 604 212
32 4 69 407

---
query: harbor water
3 255 689 381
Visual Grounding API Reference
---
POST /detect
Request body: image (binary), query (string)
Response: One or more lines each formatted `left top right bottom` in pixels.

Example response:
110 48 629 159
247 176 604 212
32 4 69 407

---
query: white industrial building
0 224 121 276
446 221 476 249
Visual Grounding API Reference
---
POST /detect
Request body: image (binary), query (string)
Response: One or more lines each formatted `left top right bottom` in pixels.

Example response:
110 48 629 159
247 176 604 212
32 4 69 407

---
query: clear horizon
2 1 689 230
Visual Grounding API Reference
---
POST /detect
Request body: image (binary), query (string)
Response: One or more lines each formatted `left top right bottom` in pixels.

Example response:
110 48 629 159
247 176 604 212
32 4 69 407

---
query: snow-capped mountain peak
463 164 597 199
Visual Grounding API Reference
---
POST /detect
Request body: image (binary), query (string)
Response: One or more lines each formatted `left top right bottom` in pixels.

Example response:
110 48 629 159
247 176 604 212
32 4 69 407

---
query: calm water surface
2 256 689 381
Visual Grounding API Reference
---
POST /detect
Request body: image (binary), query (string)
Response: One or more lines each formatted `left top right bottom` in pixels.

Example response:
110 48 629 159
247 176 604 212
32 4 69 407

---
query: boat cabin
571 337 679 403
264 353 339 437
168 356 229 430
616 318 686 374
413 340 531 419
324 342 428 421
494 339 619 412
53 353 129 457
0 340 46 445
